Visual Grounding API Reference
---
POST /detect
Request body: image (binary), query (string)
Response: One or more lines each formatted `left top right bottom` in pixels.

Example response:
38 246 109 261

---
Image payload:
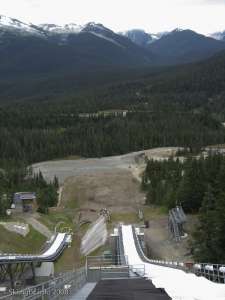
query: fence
0 268 86 300
132 225 225 283
86 255 145 281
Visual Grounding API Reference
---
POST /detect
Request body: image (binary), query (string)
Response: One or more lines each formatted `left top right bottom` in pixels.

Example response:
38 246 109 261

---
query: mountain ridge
0 14 225 84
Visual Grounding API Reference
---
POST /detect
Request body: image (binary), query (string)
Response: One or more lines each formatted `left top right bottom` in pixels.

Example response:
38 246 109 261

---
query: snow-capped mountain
0 15 132 48
0 14 225 79
121 29 161 47
0 15 154 79
0 15 43 36
210 31 225 41
39 22 113 36
120 29 172 47
39 23 83 34
153 31 169 39
0 15 119 40
120 29 155 47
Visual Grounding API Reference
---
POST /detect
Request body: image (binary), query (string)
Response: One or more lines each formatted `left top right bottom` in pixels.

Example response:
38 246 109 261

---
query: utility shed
13 192 37 213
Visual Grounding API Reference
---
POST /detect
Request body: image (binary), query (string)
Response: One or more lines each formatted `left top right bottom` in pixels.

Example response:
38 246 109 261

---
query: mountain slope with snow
0 16 154 79
119 29 155 47
210 31 225 41
0 15 225 79
0 15 44 36
148 29 225 64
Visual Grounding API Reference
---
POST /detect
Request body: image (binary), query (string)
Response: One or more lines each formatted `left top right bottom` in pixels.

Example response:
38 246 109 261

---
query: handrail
131 225 225 283
117 225 127 265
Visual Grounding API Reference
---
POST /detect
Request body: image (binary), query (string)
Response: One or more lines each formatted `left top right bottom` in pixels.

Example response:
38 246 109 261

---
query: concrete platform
70 283 97 300
87 278 171 300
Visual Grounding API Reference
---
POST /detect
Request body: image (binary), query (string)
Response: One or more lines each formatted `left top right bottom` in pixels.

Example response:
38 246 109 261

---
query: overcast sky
1 0 225 34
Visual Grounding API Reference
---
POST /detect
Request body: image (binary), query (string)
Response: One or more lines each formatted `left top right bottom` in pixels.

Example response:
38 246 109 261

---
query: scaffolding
168 206 186 242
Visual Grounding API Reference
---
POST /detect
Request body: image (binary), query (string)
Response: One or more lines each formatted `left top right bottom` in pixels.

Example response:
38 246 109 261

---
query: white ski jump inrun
0 233 68 262
122 225 225 300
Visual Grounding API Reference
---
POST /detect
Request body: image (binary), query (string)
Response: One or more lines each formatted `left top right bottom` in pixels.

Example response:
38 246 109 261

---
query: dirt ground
61 169 145 222
32 147 182 223
144 215 198 262
32 147 182 184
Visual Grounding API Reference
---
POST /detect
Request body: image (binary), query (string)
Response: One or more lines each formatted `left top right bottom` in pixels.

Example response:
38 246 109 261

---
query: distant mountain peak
119 29 156 47
82 22 114 35
172 28 184 33
0 15 25 27
38 21 113 37
0 15 42 36
210 31 225 41
39 23 83 34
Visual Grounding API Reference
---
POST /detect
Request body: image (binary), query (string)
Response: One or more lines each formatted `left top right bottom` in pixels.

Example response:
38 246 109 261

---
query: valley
0 8 225 298
30 147 189 264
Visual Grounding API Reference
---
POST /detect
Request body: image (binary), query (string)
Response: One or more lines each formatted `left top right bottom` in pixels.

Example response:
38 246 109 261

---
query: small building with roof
13 192 37 213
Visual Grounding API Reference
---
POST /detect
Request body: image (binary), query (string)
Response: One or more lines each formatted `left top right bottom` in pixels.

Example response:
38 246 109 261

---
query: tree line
0 162 59 217
142 153 225 263
0 108 225 164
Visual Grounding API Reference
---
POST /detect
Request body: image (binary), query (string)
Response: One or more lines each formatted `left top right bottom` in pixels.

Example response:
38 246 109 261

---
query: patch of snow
39 23 83 34
90 32 125 49
210 31 225 41
0 15 42 36
84 22 112 33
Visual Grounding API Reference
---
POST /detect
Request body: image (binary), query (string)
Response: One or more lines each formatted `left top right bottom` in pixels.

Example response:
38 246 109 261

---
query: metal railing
86 255 128 269
0 268 86 300
117 226 127 265
130 264 145 277
86 255 145 280
192 263 225 283
132 225 225 283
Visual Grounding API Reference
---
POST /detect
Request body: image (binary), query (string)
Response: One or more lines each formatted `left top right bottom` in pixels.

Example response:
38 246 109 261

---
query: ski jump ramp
121 225 225 300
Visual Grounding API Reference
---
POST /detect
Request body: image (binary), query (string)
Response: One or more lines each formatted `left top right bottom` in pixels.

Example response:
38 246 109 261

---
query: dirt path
61 169 146 222
57 186 63 207
144 215 197 262
22 215 52 238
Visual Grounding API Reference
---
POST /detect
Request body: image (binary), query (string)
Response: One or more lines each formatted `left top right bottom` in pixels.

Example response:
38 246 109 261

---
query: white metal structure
122 225 225 300
0 233 69 263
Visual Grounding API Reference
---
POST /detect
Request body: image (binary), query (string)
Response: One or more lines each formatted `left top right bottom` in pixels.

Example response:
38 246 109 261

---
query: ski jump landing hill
121 225 225 300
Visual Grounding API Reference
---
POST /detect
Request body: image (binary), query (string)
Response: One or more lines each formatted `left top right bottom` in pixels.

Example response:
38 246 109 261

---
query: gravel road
32 147 180 184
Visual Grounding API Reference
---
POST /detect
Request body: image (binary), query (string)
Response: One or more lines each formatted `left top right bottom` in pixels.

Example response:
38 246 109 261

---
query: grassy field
110 212 138 224
38 210 86 272
143 205 168 220
110 205 167 224
0 225 46 254
38 210 74 231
